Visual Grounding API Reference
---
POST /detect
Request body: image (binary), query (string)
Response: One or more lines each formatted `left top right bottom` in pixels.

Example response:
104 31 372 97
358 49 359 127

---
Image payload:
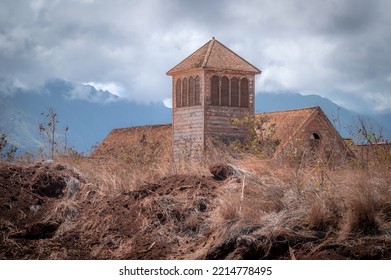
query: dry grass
82 138 391 258
60 155 174 195
207 153 391 259
3 133 390 260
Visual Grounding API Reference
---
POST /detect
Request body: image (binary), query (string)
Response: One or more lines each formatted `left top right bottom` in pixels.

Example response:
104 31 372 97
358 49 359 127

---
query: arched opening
311 133 321 140
240 77 249 107
231 77 239 107
189 76 195 106
176 78 181 108
310 132 321 149
182 78 188 107
211 75 220 106
195 75 201 105
221 76 229 106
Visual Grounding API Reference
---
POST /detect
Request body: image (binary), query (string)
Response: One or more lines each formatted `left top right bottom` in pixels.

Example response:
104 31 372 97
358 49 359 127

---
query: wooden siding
205 107 251 139
173 107 204 160
168 39 260 162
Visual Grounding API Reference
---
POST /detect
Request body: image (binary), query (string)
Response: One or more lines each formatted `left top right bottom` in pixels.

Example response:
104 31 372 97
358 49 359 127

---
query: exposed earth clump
1 159 390 260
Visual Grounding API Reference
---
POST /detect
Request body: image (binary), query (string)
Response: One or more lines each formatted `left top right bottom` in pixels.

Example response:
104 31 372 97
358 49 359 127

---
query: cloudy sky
1 0 390 114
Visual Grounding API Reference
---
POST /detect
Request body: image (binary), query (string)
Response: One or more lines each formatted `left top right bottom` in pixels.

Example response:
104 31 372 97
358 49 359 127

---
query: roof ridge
295 106 321 136
111 123 172 132
166 39 212 75
167 38 261 75
256 106 320 115
211 38 261 73
202 38 215 67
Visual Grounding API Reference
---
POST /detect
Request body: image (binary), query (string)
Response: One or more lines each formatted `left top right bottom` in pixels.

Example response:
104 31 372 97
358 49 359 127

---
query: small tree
39 107 69 160
348 115 388 166
64 125 69 154
351 115 384 145
0 132 17 161
231 114 279 157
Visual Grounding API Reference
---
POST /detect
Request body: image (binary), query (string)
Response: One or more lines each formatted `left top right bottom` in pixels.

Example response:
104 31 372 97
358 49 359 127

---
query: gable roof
257 107 319 151
166 38 261 75
257 106 354 159
90 124 172 162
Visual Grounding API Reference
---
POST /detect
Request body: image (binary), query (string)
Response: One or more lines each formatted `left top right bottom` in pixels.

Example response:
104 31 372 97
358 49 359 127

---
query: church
92 38 353 164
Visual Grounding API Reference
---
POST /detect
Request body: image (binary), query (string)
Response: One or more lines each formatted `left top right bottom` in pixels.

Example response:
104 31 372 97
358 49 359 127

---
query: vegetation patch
0 135 390 259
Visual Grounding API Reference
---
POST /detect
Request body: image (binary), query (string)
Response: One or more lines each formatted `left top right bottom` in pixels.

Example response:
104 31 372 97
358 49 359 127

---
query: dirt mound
203 226 391 260
0 161 82 258
1 160 390 260
209 163 235 180
10 221 60 240
0 162 222 259
120 175 221 259
0 161 80 228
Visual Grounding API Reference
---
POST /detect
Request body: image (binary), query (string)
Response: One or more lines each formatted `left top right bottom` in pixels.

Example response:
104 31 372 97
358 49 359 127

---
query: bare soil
1 160 390 260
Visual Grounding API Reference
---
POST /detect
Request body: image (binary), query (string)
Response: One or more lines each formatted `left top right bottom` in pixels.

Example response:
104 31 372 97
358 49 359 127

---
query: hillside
1 147 391 259
0 79 172 154
1 80 390 157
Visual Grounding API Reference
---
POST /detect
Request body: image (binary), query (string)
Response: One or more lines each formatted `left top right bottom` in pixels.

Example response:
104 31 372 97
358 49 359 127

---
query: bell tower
166 38 261 162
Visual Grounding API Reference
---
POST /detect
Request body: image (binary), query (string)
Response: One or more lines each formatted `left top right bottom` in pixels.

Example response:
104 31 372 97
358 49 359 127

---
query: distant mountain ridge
0 79 172 154
0 79 389 155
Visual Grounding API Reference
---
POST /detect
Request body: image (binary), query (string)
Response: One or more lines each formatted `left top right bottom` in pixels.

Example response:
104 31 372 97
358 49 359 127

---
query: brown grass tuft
341 184 380 237
2 134 391 260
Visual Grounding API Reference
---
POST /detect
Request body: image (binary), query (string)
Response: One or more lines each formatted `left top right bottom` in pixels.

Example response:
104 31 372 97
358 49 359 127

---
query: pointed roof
257 107 319 150
256 106 354 158
167 38 261 75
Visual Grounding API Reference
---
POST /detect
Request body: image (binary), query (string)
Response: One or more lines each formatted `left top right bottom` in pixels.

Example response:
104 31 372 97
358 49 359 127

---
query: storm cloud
0 0 390 113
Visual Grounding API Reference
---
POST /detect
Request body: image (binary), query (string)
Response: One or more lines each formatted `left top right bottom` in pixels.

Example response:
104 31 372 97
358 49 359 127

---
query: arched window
211 75 219 106
182 78 188 107
231 77 239 107
240 77 249 107
176 78 181 108
195 75 201 105
221 76 229 106
189 76 195 106
310 132 321 149
311 133 321 140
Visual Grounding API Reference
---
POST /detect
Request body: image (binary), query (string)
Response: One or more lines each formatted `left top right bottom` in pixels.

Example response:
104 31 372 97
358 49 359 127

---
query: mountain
1 80 390 156
0 79 172 154
255 92 391 142
370 112 391 137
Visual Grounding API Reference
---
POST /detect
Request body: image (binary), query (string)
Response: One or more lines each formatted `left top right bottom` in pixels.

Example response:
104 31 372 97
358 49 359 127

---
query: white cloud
84 81 123 96
1 0 391 113
162 97 172 109
258 37 337 93
0 77 29 96
364 92 391 113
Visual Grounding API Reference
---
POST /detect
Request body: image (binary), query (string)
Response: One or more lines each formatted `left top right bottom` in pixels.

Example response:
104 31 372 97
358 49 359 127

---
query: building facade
94 39 355 166
166 38 261 161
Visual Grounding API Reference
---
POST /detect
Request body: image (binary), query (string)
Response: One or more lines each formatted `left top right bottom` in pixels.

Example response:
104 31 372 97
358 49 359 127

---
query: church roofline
256 106 321 115
166 37 261 76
